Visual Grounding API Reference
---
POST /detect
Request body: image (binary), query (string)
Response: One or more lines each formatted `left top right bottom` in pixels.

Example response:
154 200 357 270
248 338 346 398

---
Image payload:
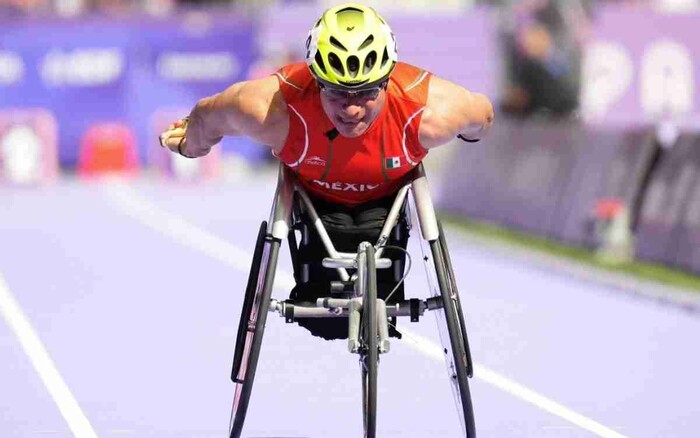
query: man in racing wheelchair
159 3 494 341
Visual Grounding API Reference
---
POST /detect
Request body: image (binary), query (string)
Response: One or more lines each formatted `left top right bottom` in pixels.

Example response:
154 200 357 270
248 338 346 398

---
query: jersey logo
313 180 380 192
304 155 327 166
385 156 402 169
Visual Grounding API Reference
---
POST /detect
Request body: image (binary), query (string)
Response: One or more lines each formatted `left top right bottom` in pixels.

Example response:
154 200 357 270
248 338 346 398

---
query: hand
159 117 190 156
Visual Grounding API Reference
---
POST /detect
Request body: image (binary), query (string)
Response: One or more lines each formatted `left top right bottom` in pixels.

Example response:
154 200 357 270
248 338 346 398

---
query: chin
336 124 368 138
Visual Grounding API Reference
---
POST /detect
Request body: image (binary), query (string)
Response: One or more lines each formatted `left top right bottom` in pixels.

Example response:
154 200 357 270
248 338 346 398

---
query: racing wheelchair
229 163 476 438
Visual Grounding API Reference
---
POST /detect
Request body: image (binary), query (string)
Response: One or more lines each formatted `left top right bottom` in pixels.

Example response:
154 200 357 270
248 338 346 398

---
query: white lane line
101 180 296 288
474 366 626 438
392 326 627 438
103 181 627 438
0 274 98 438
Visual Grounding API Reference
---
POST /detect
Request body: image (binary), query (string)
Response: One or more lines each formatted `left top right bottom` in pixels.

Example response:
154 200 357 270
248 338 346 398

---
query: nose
341 103 362 119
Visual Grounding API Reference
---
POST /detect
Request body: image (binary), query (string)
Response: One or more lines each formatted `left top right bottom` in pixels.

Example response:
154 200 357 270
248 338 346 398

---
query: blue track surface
2 171 699 437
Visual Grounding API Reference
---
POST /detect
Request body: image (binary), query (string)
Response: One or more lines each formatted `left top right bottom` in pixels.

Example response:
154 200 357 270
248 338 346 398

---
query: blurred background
3 3 700 437
2 0 700 278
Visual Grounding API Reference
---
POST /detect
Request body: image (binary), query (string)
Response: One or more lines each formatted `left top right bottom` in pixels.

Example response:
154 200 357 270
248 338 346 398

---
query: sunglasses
319 81 387 101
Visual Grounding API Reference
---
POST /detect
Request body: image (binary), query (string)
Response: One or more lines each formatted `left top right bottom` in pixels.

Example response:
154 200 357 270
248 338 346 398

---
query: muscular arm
419 76 494 149
177 75 289 157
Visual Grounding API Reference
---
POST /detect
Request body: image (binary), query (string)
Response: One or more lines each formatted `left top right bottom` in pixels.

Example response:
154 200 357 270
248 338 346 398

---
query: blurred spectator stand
496 0 594 119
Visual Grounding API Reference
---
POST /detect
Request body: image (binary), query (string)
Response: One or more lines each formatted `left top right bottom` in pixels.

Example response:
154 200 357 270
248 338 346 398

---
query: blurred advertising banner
0 13 256 168
0 109 58 185
581 6 700 128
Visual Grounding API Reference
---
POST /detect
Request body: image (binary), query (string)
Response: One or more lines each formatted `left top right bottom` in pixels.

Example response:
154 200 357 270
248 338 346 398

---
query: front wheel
360 244 378 438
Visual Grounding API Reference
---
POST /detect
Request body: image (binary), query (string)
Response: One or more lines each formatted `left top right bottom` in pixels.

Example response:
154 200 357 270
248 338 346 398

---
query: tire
437 220 474 378
231 222 267 382
361 244 378 438
431 224 476 437
229 223 281 438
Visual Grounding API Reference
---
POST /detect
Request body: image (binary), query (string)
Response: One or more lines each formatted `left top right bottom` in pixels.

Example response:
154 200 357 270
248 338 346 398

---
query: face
318 83 387 137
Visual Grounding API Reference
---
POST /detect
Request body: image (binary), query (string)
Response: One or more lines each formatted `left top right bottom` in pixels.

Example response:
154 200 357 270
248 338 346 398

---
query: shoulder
274 62 316 104
425 76 472 110
387 62 432 105
225 74 289 151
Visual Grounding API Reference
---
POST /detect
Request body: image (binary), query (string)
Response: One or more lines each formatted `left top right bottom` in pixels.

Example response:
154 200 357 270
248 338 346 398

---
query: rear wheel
438 220 473 378
360 244 378 438
431 221 476 437
231 222 266 383
229 222 281 438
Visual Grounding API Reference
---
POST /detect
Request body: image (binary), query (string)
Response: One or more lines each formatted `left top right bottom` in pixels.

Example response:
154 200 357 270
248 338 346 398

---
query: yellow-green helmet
305 4 398 89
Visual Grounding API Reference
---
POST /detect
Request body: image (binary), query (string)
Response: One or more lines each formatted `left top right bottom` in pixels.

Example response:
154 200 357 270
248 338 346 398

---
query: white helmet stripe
305 25 322 66
381 23 398 61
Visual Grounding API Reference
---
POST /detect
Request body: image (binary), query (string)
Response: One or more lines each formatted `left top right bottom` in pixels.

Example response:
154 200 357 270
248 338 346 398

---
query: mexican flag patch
385 156 401 169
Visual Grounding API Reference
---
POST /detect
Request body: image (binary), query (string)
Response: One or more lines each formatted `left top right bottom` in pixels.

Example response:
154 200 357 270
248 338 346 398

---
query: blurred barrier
437 119 700 275
0 108 58 185
437 119 649 247
636 134 700 273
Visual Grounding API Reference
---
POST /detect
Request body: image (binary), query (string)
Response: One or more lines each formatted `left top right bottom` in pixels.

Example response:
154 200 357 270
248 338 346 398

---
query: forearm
163 76 285 158
183 89 243 157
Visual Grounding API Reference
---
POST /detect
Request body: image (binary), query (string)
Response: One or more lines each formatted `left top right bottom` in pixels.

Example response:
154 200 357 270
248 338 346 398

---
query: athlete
160 3 494 340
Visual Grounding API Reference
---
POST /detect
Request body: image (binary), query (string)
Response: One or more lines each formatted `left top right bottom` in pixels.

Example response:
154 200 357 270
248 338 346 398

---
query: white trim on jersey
275 72 303 90
402 107 425 166
405 71 429 92
286 104 309 167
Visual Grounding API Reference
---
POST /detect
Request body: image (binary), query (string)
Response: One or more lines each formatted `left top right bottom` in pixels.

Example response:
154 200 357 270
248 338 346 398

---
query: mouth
336 116 363 129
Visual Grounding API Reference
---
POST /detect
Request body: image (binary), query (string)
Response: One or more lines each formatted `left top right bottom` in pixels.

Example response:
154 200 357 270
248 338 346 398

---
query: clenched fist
159 118 191 157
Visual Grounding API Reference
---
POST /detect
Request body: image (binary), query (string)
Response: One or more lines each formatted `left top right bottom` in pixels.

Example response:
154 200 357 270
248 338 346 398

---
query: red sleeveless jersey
274 61 431 206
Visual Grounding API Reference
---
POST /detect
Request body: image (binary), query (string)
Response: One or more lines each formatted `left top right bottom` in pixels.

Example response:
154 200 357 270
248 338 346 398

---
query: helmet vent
315 51 327 74
381 47 389 68
358 35 374 51
329 36 348 52
363 51 377 75
327 52 345 76
347 55 360 78
336 6 364 14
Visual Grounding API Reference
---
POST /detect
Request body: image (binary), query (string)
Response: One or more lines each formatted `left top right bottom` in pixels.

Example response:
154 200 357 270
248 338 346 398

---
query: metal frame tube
291 175 412 270
296 187 350 281
347 298 362 353
411 163 440 242
376 300 390 354
269 298 435 319
267 166 294 241
375 183 411 258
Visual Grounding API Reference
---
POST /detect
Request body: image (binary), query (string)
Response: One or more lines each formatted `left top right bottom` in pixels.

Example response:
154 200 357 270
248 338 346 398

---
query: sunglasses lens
323 86 381 100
